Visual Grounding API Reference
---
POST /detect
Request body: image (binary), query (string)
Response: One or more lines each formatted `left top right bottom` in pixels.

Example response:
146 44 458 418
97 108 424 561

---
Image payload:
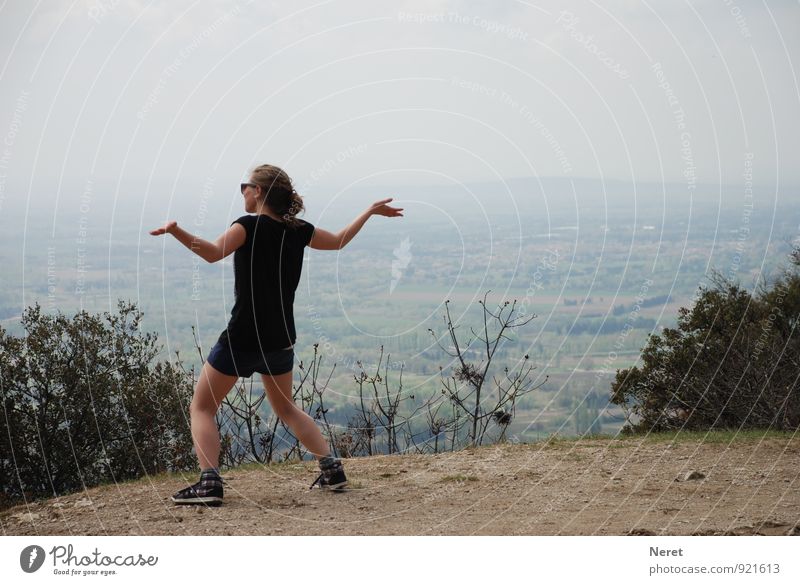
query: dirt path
3 437 799 536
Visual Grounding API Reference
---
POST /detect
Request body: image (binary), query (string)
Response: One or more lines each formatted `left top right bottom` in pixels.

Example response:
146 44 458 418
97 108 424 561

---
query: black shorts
206 339 294 377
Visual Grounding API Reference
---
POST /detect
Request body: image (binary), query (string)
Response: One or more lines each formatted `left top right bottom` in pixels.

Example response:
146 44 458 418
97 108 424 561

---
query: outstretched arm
149 220 246 263
309 197 403 250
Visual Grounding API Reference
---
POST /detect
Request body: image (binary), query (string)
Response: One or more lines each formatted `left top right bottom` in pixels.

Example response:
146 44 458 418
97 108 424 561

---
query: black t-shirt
218 214 315 353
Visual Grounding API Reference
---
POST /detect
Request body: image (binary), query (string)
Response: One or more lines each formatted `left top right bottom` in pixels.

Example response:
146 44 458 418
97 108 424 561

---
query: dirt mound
3 437 799 536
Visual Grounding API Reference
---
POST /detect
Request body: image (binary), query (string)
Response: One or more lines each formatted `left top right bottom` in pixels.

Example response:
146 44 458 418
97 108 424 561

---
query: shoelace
179 476 225 495
309 472 324 489
177 483 203 497
309 461 341 489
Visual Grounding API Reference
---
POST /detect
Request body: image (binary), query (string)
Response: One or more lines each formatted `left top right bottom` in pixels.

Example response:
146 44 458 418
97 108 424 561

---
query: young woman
149 164 403 505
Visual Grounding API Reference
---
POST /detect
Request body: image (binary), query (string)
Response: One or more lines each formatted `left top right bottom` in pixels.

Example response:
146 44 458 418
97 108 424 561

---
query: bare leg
190 361 239 470
261 370 332 459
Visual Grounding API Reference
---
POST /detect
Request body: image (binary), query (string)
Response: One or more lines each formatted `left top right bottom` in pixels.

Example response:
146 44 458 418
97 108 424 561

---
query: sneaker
171 477 224 506
310 457 348 491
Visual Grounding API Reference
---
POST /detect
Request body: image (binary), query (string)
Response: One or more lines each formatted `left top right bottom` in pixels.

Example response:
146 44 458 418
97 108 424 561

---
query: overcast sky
0 0 798 216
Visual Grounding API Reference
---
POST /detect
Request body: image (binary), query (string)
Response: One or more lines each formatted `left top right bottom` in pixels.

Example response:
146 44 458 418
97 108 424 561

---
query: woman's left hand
369 198 403 217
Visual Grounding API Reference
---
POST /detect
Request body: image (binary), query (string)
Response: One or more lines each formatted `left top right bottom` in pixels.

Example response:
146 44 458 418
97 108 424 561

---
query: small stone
74 498 94 508
684 471 705 481
14 512 40 523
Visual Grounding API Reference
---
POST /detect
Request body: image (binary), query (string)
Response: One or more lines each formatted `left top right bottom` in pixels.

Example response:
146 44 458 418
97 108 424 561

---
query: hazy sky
0 0 798 214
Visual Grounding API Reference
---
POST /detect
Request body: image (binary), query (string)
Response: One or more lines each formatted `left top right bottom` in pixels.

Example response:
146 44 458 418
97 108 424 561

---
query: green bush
0 301 195 508
610 262 800 434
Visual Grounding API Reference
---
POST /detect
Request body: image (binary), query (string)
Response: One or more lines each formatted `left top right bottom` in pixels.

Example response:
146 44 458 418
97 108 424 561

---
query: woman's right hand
149 220 178 236
369 198 403 217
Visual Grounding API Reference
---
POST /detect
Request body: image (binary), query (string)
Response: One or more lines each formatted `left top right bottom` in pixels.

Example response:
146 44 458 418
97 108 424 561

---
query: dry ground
3 435 799 536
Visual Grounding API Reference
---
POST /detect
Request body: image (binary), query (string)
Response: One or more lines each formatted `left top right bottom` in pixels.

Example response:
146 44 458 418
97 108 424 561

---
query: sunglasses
240 182 257 194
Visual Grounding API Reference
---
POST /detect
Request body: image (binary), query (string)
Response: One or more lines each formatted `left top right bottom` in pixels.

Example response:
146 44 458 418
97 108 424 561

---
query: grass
609 429 797 444
535 428 798 448
82 457 317 494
